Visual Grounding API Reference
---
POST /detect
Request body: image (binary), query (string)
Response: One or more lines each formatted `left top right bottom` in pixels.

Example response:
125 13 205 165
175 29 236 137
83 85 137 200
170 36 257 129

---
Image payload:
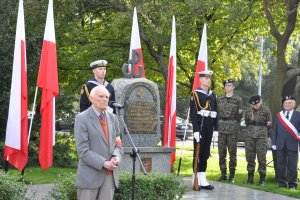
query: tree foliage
1 0 300 139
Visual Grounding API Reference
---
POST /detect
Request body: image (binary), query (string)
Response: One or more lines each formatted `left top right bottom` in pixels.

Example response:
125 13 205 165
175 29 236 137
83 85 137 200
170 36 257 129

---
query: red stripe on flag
192 60 205 91
37 40 58 170
163 56 176 164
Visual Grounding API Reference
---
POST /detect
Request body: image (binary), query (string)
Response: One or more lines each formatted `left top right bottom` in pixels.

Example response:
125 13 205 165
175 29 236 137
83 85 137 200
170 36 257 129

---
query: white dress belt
197 110 217 118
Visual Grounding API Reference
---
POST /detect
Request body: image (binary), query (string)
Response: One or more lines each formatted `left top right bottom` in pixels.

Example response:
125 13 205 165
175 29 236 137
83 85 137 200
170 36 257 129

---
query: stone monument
111 50 175 173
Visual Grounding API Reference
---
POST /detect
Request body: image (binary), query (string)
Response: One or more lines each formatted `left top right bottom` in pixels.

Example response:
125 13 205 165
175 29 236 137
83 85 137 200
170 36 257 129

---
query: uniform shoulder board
80 84 85 95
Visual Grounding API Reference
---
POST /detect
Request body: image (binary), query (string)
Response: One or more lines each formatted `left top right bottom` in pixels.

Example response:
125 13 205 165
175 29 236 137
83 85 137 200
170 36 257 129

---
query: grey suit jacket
74 106 123 189
272 111 300 151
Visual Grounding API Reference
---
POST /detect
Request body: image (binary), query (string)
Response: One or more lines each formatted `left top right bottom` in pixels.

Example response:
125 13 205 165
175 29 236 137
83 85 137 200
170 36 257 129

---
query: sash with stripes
277 111 300 141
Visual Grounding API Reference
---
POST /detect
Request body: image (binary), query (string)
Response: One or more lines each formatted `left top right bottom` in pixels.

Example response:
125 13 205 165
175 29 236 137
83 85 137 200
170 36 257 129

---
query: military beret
90 60 108 69
223 78 235 86
249 95 261 105
282 95 296 104
198 70 213 77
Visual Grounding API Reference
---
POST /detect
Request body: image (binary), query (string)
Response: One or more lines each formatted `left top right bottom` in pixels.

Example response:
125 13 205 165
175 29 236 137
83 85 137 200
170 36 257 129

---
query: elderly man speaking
75 85 123 200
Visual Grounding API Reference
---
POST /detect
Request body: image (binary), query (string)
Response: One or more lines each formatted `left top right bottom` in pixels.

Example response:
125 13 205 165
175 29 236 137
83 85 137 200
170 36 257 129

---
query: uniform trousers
277 149 298 188
77 174 115 200
218 133 237 173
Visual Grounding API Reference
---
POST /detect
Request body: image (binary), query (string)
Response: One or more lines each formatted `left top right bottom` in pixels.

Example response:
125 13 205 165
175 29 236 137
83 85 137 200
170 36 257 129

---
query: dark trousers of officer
277 149 298 188
193 119 214 172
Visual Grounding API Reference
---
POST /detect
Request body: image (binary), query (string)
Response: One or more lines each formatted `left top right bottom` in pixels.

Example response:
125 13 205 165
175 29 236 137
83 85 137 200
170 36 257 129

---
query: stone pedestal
111 78 175 173
119 147 175 173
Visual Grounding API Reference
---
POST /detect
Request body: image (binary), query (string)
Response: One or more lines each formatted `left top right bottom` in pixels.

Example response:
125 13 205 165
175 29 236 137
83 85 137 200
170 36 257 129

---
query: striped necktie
99 113 105 121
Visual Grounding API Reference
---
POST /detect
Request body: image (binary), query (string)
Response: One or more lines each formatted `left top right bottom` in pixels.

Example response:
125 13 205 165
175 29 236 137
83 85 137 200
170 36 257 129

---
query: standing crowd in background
190 69 300 191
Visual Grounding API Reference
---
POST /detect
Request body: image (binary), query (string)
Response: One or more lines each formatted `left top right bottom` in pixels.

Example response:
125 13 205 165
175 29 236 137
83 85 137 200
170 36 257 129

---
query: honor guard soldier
217 78 243 183
80 60 115 112
272 96 300 190
244 95 272 186
190 70 218 190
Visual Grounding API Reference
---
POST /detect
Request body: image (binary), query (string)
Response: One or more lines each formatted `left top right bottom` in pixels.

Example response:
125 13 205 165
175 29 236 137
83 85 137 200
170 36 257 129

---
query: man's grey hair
90 85 109 97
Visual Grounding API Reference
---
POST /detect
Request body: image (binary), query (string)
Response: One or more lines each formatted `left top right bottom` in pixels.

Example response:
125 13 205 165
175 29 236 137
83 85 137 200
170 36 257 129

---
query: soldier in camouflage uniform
244 95 272 186
217 79 243 183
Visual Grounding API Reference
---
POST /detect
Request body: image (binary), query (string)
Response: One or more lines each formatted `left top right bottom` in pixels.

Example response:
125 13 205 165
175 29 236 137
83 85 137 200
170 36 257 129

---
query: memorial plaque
124 82 159 135
111 78 161 146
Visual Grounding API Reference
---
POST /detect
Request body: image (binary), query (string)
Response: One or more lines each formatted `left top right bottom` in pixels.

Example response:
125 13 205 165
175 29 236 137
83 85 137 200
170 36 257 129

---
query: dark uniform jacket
272 110 300 151
190 88 218 134
80 78 115 112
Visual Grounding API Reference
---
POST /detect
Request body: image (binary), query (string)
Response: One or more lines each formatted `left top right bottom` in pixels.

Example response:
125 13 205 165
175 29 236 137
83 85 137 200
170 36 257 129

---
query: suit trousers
277 149 298 187
77 174 115 200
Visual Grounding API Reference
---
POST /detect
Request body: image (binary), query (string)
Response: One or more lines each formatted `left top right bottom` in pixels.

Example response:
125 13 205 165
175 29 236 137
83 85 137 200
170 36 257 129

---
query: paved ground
27 179 299 200
182 178 299 200
26 184 53 200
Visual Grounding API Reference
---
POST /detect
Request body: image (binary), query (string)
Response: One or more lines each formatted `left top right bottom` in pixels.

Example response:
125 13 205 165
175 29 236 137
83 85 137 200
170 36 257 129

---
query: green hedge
115 172 187 200
0 171 29 200
46 172 187 200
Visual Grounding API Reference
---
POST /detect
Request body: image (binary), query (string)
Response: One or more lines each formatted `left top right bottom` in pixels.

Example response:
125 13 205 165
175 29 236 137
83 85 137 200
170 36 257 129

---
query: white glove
213 131 219 139
194 132 201 142
272 145 276 150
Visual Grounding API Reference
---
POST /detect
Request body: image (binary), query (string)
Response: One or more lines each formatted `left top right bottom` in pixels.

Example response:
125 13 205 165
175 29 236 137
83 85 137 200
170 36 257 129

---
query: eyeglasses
225 84 233 87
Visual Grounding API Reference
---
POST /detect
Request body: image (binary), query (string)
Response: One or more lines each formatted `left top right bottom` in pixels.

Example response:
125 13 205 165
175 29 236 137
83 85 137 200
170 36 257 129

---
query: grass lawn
175 144 300 199
7 167 77 184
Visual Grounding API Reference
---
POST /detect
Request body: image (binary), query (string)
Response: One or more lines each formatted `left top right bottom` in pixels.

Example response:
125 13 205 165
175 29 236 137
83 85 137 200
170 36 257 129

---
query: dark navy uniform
272 96 300 189
79 60 115 112
79 78 115 112
190 88 218 173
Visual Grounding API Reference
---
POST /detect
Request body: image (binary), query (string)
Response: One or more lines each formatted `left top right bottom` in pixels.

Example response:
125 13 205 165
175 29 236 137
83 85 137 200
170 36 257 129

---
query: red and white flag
129 7 145 77
192 24 207 91
37 0 59 170
4 0 28 171
163 16 176 165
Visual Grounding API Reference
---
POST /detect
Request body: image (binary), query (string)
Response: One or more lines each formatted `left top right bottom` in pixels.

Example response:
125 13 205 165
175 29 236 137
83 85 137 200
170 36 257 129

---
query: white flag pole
258 36 264 96
28 86 39 143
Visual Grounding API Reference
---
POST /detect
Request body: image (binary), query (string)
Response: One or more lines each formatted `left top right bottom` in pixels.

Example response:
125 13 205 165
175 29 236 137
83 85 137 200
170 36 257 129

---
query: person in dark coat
80 60 115 112
272 95 300 190
190 70 218 190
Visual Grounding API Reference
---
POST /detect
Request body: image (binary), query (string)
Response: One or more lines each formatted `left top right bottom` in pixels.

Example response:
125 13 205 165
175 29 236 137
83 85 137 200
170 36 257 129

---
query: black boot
259 174 265 186
228 172 235 183
218 172 227 181
246 173 254 184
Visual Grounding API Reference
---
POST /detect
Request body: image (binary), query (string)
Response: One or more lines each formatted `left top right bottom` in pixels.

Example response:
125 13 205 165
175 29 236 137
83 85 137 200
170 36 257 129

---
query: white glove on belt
194 132 201 143
272 145 276 150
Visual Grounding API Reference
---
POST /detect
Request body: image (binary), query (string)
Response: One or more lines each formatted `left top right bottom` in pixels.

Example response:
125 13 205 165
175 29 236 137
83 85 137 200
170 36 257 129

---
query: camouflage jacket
245 105 272 139
217 94 243 134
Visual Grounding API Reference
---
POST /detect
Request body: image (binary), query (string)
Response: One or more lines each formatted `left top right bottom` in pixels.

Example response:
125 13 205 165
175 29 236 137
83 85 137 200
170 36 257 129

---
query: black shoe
259 174 265 186
200 185 214 190
279 184 287 188
246 174 254 184
218 173 227 181
288 184 297 190
259 180 265 186
228 176 234 183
